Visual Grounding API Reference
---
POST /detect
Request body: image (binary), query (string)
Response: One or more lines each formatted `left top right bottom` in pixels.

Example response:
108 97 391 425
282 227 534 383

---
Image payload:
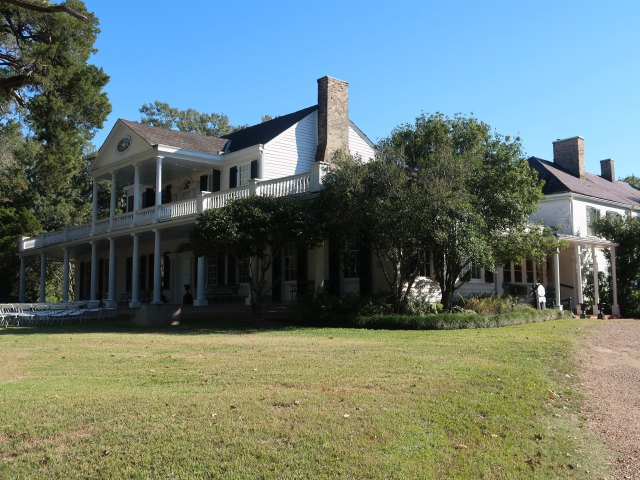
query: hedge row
352 309 572 331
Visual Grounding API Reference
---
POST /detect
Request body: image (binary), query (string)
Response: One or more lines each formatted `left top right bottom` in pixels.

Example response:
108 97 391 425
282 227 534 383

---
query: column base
129 300 141 308
612 304 621 316
105 300 118 309
555 305 563 311
193 298 209 307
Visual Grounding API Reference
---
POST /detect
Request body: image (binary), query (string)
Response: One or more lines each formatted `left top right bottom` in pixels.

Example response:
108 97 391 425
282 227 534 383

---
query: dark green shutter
296 245 308 298
250 160 258 179
200 174 208 191
358 239 372 295
217 252 225 285
328 237 340 294
229 167 238 188
211 169 221 192
227 255 236 284
272 251 282 302
126 257 132 293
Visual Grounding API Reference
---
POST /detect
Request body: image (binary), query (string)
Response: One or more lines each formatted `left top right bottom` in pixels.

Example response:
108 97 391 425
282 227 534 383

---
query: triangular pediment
89 120 157 178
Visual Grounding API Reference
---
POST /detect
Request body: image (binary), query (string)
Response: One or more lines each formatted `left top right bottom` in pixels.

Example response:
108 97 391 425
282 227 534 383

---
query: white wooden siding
348 123 375 161
262 111 318 179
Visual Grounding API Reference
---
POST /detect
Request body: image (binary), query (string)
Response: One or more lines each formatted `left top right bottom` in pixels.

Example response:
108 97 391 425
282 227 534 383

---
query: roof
221 106 318 152
120 119 229 155
528 157 640 207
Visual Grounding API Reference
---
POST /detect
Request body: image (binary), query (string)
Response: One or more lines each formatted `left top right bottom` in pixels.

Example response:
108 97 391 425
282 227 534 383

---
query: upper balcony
20 166 328 253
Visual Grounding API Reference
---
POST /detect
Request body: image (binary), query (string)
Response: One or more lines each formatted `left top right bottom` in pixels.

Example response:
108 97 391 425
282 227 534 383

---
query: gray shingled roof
221 106 318 152
120 106 319 155
528 157 640 207
120 119 229 155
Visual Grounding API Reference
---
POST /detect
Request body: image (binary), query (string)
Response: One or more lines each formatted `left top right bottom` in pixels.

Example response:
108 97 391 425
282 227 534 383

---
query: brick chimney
315 76 349 163
600 159 615 182
553 136 585 179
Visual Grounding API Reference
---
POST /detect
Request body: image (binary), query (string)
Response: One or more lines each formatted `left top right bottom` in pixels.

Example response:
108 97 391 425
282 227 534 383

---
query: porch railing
20 168 324 252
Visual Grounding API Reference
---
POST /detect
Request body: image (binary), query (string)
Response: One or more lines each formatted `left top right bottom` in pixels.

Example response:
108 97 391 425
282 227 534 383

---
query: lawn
0 317 610 479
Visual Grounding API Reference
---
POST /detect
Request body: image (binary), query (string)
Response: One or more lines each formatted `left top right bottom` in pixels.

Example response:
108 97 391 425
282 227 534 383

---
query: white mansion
17 77 640 316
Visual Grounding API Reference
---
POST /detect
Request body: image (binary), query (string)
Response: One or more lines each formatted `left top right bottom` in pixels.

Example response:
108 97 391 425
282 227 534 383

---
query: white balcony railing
19 168 324 252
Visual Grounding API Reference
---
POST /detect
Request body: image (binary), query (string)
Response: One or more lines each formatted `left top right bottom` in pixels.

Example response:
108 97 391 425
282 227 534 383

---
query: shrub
461 294 535 316
354 309 570 331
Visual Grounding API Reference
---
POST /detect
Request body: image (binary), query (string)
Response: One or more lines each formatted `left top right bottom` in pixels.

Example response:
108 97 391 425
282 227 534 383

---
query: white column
194 256 208 306
155 156 163 206
62 248 70 302
39 252 46 302
91 179 98 234
574 244 583 306
19 256 26 302
130 233 140 308
106 237 117 308
90 241 98 301
592 245 600 315
313 241 326 296
554 250 562 310
151 229 163 304
109 171 117 229
610 246 620 316
133 163 141 212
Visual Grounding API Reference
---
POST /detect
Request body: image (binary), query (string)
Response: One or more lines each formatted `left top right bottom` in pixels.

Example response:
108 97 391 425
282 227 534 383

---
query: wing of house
18 77 375 308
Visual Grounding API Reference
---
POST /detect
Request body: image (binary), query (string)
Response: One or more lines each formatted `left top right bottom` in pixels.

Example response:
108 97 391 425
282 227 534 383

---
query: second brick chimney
600 159 615 182
315 76 349 163
553 136 585 180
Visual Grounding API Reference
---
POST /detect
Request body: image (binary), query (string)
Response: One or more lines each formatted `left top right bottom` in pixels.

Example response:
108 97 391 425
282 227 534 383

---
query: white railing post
197 192 204 214
311 161 329 192
249 178 258 195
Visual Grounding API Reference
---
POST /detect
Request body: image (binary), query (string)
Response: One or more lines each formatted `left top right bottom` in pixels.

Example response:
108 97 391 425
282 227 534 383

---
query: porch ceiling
93 156 218 186
558 234 617 248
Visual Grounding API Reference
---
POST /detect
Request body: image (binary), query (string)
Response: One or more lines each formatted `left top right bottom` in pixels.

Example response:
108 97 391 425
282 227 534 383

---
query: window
526 259 534 283
342 240 359 279
238 261 250 284
471 264 482 281
207 256 218 287
513 262 522 283
416 250 431 277
586 206 601 236
284 244 297 281
238 164 251 187
503 262 512 283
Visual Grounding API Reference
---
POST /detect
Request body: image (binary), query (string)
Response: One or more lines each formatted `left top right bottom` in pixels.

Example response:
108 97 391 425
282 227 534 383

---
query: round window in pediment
117 136 131 153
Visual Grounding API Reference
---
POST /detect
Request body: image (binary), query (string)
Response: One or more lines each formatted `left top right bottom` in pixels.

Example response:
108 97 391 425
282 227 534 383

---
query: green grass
0 317 611 479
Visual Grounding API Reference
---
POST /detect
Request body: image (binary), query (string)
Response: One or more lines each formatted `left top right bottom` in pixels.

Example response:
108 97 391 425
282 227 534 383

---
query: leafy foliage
0 1 110 300
139 101 243 136
623 175 640 188
322 113 562 311
592 214 640 317
191 196 321 319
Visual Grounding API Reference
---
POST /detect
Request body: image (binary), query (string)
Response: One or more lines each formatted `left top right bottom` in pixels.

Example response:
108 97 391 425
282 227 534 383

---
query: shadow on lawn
0 316 305 336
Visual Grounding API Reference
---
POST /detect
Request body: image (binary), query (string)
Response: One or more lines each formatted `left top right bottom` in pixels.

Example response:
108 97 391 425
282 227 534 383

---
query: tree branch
2 0 87 21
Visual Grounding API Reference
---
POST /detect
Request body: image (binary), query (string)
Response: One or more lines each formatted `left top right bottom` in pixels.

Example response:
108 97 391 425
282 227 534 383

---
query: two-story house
18 76 376 308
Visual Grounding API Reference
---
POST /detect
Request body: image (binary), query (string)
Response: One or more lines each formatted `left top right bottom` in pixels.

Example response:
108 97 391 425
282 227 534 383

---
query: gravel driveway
580 319 640 480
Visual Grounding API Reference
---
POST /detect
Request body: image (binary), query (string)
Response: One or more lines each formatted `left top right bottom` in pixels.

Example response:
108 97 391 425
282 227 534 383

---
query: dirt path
579 319 640 479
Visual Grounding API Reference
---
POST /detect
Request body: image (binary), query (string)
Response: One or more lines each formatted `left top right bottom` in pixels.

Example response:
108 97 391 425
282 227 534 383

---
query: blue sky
85 0 639 179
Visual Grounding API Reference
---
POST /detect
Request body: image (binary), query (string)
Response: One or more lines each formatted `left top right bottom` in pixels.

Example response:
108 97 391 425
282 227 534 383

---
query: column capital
131 232 139 238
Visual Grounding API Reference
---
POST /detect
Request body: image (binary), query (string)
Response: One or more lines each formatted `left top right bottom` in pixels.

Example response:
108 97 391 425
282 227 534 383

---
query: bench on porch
206 284 241 303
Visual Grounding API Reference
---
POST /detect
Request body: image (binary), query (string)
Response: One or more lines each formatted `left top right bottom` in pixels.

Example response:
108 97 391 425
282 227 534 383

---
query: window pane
284 244 297 281
526 259 534 283
207 256 217 287
343 240 359 279
503 263 512 283
514 262 522 283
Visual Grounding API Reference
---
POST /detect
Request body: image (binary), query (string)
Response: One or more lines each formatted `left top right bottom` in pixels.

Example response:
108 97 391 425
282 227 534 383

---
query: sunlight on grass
0 318 611 479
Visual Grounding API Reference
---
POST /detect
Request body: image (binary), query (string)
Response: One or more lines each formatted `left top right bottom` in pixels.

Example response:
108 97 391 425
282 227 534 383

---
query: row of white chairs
0 301 117 327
